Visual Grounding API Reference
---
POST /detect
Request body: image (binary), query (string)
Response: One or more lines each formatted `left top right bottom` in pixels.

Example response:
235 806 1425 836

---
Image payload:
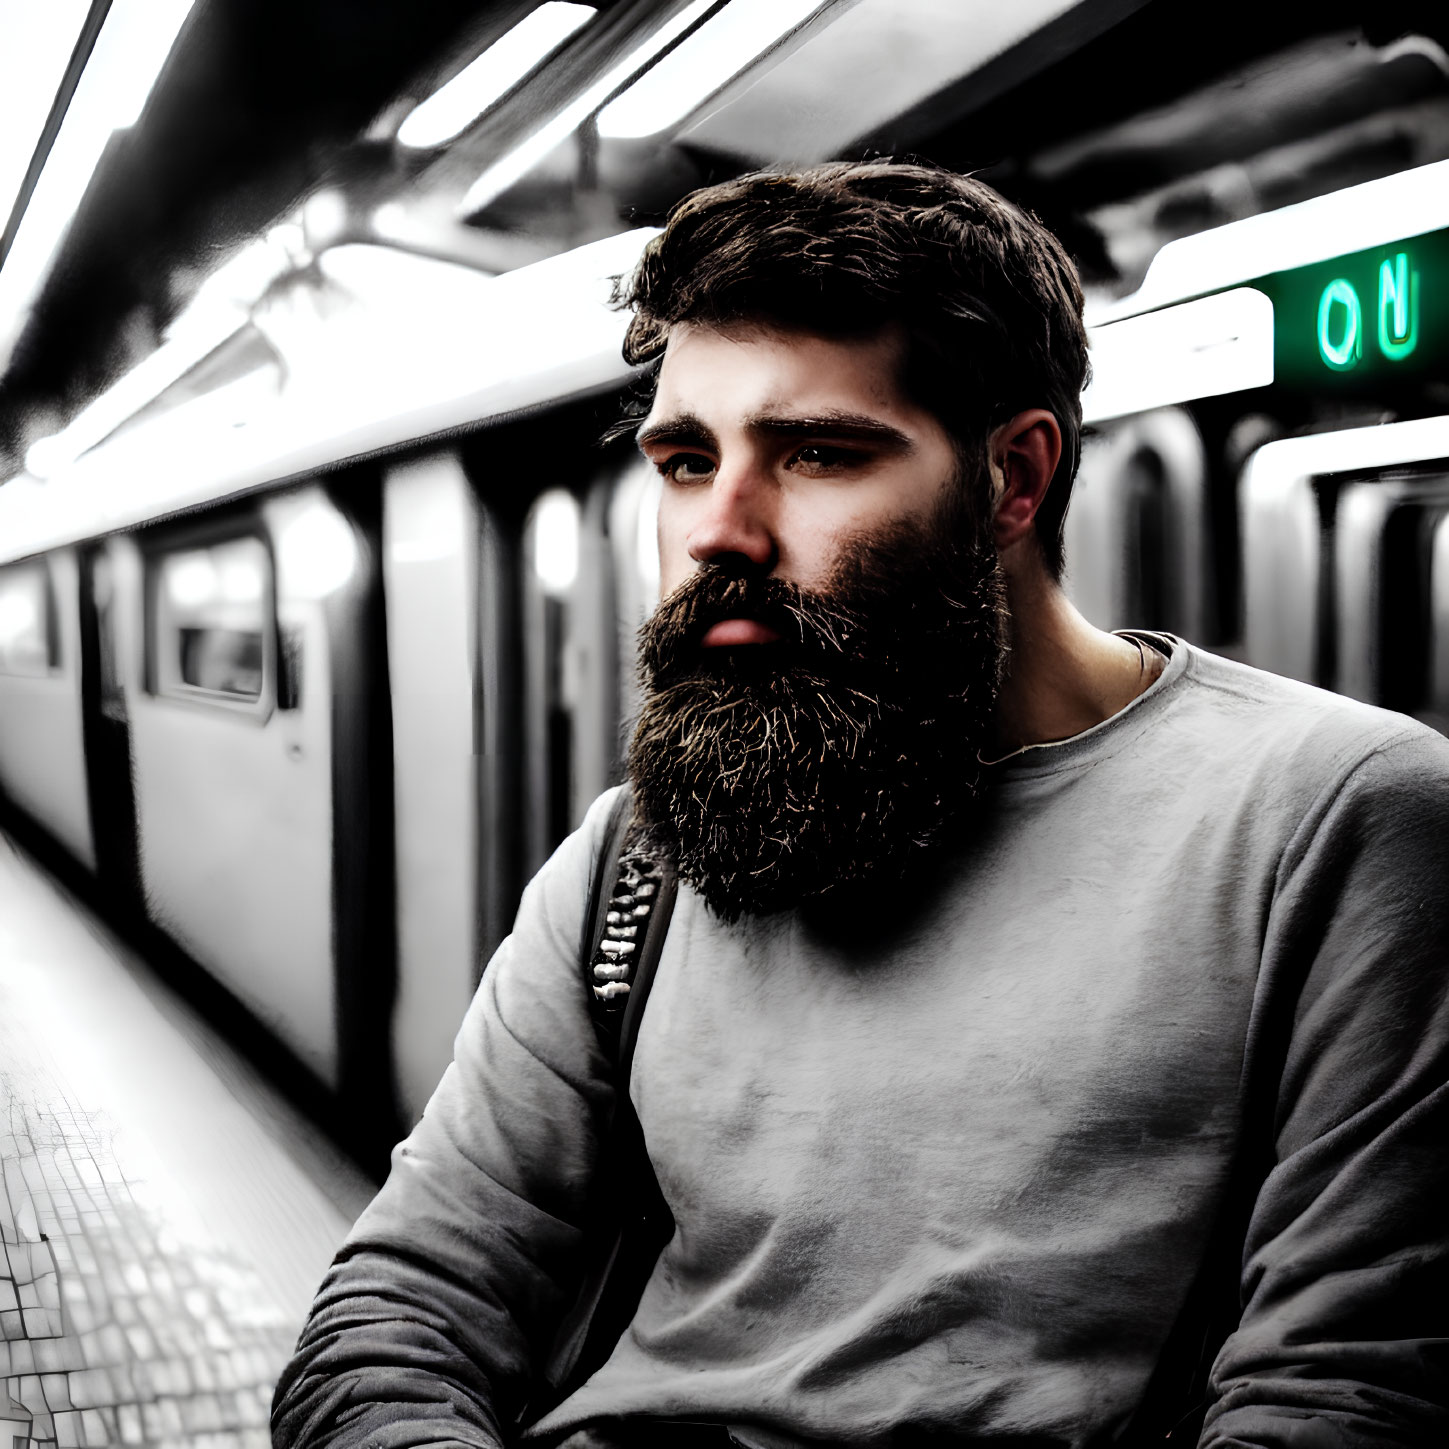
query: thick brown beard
627 485 1009 922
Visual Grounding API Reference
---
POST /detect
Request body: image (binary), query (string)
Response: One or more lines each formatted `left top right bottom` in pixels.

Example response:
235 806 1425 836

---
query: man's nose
685 465 778 573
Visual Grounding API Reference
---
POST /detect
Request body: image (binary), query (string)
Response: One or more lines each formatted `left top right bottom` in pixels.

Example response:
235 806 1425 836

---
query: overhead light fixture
397 2 596 151
0 2 93 241
0 0 199 367
1081 287 1273 423
460 0 715 216
597 0 828 140
302 187 350 250
23 316 250 480
1090 158 1449 324
21 222 306 481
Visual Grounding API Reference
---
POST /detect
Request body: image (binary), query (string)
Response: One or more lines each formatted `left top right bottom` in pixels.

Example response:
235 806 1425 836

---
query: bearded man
273 164 1449 1449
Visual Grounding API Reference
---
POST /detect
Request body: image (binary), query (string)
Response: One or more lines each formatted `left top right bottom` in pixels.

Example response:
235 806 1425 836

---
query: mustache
640 504 1007 701
639 568 872 687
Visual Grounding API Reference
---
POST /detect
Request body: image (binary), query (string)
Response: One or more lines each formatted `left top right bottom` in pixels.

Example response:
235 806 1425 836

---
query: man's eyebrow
747 411 914 449
635 412 717 452
635 409 914 452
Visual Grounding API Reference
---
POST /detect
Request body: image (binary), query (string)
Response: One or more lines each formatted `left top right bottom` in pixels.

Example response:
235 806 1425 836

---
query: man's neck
992 559 1163 755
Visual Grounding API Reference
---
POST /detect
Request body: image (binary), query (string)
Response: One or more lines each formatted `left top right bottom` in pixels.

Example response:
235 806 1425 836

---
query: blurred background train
2 0 1449 1172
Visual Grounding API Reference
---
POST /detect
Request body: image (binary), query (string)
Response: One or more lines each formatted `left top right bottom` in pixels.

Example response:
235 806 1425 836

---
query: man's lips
700 618 782 647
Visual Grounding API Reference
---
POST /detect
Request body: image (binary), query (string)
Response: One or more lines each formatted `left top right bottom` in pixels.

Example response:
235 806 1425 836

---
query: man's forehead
642 319 914 428
657 316 906 360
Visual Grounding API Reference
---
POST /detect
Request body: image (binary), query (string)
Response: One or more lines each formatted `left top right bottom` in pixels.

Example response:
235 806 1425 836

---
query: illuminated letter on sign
1317 279 1362 369
1377 252 1419 361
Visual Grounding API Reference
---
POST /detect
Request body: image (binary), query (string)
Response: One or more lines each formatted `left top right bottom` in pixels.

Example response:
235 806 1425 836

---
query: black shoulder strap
535 788 678 1415
581 786 678 1074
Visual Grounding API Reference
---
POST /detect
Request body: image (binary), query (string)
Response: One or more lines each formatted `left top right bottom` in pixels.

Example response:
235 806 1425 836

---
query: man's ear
991 410 1062 553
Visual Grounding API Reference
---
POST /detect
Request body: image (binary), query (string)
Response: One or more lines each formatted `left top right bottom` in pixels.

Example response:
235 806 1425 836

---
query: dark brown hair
615 160 1090 579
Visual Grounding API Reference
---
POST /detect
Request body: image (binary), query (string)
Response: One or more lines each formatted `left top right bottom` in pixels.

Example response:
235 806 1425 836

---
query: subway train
1 160 1447 1167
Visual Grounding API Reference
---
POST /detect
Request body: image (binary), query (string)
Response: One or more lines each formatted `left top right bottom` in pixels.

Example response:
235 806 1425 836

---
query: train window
152 537 270 706
0 563 58 677
178 625 264 695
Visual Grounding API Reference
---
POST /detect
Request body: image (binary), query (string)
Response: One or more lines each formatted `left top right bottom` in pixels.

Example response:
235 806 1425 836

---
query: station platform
0 832 377 1448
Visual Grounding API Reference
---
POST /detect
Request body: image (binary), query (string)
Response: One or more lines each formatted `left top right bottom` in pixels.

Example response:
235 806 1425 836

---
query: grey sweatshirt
273 640 1449 1448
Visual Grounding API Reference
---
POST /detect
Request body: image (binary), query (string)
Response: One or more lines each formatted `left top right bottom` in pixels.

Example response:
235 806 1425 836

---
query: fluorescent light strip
0 2 92 237
1090 159 1449 324
22 224 307 478
1081 287 1273 423
596 0 828 140
397 2 596 150
460 0 715 216
25 310 250 479
0 0 198 367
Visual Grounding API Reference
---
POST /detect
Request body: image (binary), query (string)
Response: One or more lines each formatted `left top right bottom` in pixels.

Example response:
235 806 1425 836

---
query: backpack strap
535 787 678 1413
584 792 676 1071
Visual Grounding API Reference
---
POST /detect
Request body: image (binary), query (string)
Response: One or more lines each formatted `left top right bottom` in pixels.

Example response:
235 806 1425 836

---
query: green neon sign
1313 250 1422 371
1259 228 1445 392
1377 251 1418 360
1317 278 1362 369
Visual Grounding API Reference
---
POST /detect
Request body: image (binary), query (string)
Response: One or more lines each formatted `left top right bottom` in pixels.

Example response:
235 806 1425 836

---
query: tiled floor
0 835 377 1448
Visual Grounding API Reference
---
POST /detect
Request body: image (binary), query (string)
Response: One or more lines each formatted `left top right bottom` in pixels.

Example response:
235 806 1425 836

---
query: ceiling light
597 0 828 140
24 293 257 481
398 3 596 150
460 0 715 216
302 187 349 249
0 2 92 240
0 0 199 367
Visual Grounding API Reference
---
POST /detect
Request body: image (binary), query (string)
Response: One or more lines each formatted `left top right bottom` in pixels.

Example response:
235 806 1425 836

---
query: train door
519 452 656 882
607 455 663 740
573 472 626 815
120 488 369 1106
79 543 142 913
1240 423 1449 707
521 488 584 880
1332 472 1449 712
0 550 95 869
1428 513 1449 726
1240 459 1323 686
1064 408 1212 640
382 452 498 1125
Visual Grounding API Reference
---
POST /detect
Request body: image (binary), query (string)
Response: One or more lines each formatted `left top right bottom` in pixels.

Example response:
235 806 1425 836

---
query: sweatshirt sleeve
271 788 624 1449
1201 730 1449 1448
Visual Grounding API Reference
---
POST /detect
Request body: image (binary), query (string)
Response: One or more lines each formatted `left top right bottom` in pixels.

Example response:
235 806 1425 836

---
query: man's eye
658 453 714 484
790 444 859 472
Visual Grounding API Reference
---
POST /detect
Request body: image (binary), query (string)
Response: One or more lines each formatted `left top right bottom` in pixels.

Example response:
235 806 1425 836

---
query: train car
0 228 657 1164
2 154 1447 1169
